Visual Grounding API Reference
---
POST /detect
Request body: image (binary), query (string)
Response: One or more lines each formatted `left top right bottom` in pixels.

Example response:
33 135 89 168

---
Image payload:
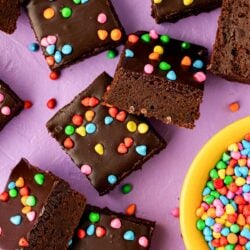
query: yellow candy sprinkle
153 45 164 55
218 169 226 179
21 196 28 206
221 213 228 220
22 206 31 214
110 29 122 41
213 232 221 239
183 0 194 6
85 110 95 122
43 7 55 20
201 213 208 220
16 177 24 188
97 30 108 40
215 218 225 224
76 126 86 137
228 143 238 152
126 121 137 132
138 123 149 134
153 0 162 3
217 247 225 250
235 177 246 186
225 204 235 214
94 143 104 155
225 221 232 227
238 159 247 166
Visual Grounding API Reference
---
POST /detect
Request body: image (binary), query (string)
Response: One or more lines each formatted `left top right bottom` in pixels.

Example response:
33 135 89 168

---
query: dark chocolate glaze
25 0 126 70
46 72 166 195
151 0 222 23
0 80 23 131
0 158 86 250
69 205 155 250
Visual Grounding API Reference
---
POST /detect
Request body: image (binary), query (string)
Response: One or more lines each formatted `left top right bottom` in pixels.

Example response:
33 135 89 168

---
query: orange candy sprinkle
64 138 74 149
110 29 122 41
229 101 240 112
22 206 31 214
128 34 139 43
149 52 160 61
19 237 29 247
16 177 24 188
181 56 192 67
46 56 55 66
97 30 108 40
43 8 55 20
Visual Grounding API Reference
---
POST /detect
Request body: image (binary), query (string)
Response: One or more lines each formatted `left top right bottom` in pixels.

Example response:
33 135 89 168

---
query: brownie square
151 0 222 23
24 0 126 70
46 72 166 195
208 0 250 84
0 80 23 131
104 31 208 129
69 205 155 250
0 158 86 249
0 0 20 34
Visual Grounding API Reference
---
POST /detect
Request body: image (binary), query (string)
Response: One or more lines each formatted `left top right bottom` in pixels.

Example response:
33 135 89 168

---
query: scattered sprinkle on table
47 98 57 109
125 203 136 216
229 102 240 112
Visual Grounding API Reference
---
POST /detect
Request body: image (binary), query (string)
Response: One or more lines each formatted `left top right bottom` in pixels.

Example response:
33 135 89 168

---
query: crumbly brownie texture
104 31 208 129
0 158 86 249
24 0 126 70
0 80 23 131
69 205 155 250
151 0 222 23
46 72 166 195
0 0 20 34
208 0 250 84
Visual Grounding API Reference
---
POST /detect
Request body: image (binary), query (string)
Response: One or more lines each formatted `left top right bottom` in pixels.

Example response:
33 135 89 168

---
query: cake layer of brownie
208 0 250 84
151 0 222 23
0 80 23 131
24 0 126 70
69 205 155 250
104 31 208 129
0 158 86 249
46 72 166 195
0 0 20 34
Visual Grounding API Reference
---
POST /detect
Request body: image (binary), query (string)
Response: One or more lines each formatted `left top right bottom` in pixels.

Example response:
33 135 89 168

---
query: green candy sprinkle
210 190 220 198
121 183 133 194
65 125 75 136
159 61 171 71
209 169 219 179
222 152 231 162
73 0 81 4
196 219 205 231
26 196 36 207
160 35 170 44
61 7 72 18
224 175 233 185
9 189 18 198
89 212 100 223
206 181 215 190
216 160 227 169
181 42 191 49
203 195 214 204
225 244 235 250
141 33 150 43
34 173 45 185
107 50 117 59
230 224 240 233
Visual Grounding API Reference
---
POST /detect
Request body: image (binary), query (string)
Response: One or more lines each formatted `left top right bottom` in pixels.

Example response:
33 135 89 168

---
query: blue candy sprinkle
234 166 241 177
230 201 237 211
208 242 215 250
107 175 117 185
28 42 39 52
85 123 96 134
81 0 88 3
104 116 113 125
240 166 248 177
221 227 230 236
204 235 212 242
86 224 95 236
135 145 147 156
205 217 215 227
203 227 212 236
123 230 135 241
202 187 211 196
193 60 204 69
8 181 16 190
166 70 177 81
241 227 250 240
125 49 134 58
54 51 63 63
246 241 250 250
243 184 250 193
62 44 73 55
46 45 56 55
220 195 229 205
10 215 22 225
242 139 250 149
68 239 72 246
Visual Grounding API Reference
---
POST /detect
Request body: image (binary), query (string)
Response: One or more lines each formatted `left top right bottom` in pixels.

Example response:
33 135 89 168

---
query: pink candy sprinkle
149 29 159 40
236 187 243 195
231 151 241 160
215 206 224 217
0 227 2 236
213 199 223 207
26 211 36 222
193 71 206 83
227 190 235 199
247 176 250 184
97 13 107 24
80 165 92 175
171 207 180 218
1 106 11 116
247 159 250 168
40 37 49 47
110 218 122 229
138 236 149 248
144 64 154 74
243 193 250 202
201 202 209 210
47 35 57 45
0 93 4 103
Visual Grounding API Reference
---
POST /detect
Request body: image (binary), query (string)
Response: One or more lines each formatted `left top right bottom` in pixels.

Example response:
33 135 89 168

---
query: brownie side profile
24 0 126 71
69 205 155 250
0 0 20 34
104 31 208 129
208 0 250 84
151 0 222 23
0 158 86 249
0 80 23 131
46 72 166 195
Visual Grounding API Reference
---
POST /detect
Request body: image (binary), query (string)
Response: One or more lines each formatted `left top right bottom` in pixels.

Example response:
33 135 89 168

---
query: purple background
0 1 249 249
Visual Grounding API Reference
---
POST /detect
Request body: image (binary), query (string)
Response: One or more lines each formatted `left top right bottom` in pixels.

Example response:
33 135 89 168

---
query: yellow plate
180 116 250 250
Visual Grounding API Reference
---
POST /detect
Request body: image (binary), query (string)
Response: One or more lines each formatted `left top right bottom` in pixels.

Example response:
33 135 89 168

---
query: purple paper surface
0 1 249 249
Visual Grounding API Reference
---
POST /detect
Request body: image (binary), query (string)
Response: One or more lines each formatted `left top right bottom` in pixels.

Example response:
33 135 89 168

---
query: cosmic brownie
0 158 86 249
46 72 166 195
104 31 208 129
24 0 125 70
0 80 23 131
208 0 250 84
68 205 155 250
0 0 20 34
151 0 222 23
